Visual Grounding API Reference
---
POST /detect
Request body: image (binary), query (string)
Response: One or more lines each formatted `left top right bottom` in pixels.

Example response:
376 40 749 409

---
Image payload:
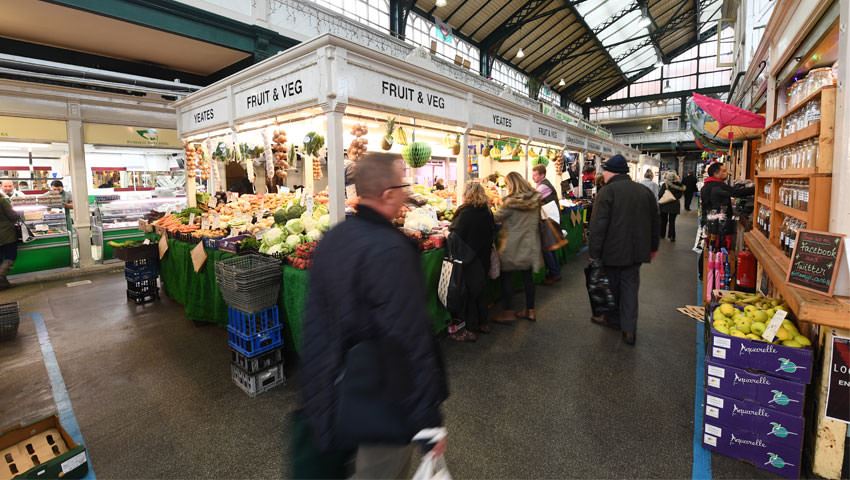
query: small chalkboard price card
786 229 845 296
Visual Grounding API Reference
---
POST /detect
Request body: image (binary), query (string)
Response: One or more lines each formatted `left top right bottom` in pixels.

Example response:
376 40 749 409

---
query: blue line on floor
692 279 711 480
32 312 96 480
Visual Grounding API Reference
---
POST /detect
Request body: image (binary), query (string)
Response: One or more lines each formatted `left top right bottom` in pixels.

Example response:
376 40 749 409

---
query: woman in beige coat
494 172 543 322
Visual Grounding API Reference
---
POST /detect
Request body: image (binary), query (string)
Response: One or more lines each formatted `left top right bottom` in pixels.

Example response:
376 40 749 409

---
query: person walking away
682 172 698 211
639 169 659 197
658 172 685 241
0 194 20 289
298 153 448 479
493 172 543 323
532 165 562 284
588 155 660 345
448 182 496 341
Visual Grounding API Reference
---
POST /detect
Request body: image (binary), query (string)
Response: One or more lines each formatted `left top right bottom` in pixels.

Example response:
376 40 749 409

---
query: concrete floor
0 212 772 478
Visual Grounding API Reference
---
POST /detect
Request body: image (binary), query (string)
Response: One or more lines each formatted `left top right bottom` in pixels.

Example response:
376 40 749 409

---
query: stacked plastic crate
125 257 159 304
0 302 20 341
215 254 285 397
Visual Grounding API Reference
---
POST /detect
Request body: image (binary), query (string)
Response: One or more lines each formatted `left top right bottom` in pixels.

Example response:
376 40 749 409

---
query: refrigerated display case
10 195 73 274
91 197 186 261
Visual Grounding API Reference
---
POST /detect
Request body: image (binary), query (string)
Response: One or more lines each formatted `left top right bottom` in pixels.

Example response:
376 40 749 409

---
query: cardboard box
705 360 806 417
704 392 804 453
707 328 813 384
0 416 88 480
703 421 802 479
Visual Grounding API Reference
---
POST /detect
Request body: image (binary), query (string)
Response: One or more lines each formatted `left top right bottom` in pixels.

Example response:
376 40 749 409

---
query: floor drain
65 280 92 288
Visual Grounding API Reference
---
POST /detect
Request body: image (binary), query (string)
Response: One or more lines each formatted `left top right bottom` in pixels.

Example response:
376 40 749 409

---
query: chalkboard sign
786 229 845 296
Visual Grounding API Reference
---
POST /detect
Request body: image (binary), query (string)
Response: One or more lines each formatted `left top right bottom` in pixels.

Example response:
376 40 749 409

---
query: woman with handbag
0 195 20 289
658 171 685 241
493 172 542 323
448 182 496 340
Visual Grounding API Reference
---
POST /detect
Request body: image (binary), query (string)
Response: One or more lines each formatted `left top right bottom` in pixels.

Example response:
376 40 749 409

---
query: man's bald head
354 152 404 200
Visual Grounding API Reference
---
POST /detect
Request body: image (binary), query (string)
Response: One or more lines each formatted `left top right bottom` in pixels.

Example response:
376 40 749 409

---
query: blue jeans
544 250 561 279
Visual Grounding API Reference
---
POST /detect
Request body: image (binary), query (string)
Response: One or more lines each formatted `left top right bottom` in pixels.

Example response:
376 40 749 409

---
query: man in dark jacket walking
682 172 698 211
588 155 660 345
299 153 448 478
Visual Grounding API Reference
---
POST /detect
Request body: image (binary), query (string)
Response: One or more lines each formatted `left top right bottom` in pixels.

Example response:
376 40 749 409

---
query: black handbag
334 339 414 450
584 260 617 316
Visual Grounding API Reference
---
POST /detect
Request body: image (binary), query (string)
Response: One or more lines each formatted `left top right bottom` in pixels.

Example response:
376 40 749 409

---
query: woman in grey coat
494 172 543 323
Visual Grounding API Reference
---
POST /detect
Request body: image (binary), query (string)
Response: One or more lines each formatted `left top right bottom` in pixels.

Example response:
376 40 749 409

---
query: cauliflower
267 243 285 255
403 207 438 232
318 214 330 233
285 234 302 248
306 229 323 242
262 227 284 246
300 212 317 232
286 218 305 235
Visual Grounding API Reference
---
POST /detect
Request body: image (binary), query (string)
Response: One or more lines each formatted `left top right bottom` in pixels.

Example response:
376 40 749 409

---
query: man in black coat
682 172 699 211
700 162 755 234
588 155 660 345
299 153 448 478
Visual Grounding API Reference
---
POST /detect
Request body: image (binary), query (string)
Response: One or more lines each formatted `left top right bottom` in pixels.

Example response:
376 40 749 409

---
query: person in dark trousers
0 195 20 289
682 172 698 211
532 164 562 284
493 172 543 323
448 182 496 341
299 153 447 479
588 155 660 345
658 171 685 241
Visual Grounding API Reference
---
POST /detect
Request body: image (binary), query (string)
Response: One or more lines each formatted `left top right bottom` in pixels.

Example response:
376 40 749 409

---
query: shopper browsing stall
0 194 20 289
588 155 659 345
532 164 561 284
299 153 447 478
448 182 496 341
493 172 542 323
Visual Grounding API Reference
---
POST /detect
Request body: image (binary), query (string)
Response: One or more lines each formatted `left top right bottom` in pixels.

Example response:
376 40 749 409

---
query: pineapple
381 117 396 151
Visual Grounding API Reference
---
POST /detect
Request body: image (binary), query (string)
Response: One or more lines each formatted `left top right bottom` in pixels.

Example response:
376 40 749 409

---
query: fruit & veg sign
825 334 849 424
786 230 844 296
347 68 465 123
234 67 318 119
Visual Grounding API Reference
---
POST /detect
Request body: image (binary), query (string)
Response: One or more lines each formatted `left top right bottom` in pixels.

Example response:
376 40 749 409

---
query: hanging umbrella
687 93 765 143
692 128 730 153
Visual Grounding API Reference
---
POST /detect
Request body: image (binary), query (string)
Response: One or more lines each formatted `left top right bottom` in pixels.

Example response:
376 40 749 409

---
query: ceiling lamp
435 0 447 7
585 97 592 103
516 48 525 59
646 125 653 130
657 99 664 105
559 78 566 87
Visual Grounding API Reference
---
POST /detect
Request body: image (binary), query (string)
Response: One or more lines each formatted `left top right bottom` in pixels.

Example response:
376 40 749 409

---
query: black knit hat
602 154 629 174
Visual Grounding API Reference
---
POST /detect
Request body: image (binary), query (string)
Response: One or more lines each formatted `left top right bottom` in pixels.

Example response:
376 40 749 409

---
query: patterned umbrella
687 93 765 144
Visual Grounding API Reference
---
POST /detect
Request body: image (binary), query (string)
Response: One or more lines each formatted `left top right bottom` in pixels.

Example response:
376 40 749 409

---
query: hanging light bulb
559 78 566 87
435 0 447 7
516 48 525 59
585 97 592 103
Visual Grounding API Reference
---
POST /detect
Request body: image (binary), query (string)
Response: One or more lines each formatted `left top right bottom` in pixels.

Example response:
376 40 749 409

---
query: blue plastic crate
227 305 280 336
125 256 157 269
127 278 158 294
125 267 158 283
227 325 282 357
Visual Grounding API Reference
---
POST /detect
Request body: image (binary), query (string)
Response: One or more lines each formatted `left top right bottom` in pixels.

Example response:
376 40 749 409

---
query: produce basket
215 254 282 313
113 243 158 262
0 302 20 341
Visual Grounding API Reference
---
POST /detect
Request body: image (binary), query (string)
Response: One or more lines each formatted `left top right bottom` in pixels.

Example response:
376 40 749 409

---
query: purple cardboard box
703 422 802 479
707 328 813 383
705 360 806 417
704 392 804 453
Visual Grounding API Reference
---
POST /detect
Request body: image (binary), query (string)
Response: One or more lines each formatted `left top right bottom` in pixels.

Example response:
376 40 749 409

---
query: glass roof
575 1 657 74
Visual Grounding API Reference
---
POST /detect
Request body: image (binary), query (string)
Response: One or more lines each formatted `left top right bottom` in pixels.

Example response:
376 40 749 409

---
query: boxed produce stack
215 254 285 397
702 291 813 478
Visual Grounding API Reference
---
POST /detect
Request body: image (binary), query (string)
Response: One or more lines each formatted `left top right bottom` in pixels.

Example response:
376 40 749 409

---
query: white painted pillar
65 112 94 268
456 130 468 206
325 107 346 225
830 0 850 236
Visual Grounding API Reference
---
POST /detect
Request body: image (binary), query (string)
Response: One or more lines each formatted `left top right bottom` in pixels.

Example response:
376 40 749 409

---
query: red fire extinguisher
737 249 757 292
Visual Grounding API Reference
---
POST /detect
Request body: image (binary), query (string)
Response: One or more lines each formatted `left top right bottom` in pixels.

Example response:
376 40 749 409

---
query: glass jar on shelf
808 67 835 92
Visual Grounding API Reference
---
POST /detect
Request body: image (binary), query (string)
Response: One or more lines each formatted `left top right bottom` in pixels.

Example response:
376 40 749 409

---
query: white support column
325 106 346 225
456 130 468 206
577 152 585 198
65 113 93 268
830 0 850 235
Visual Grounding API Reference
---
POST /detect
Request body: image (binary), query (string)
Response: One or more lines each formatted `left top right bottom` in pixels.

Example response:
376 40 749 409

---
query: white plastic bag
412 452 452 480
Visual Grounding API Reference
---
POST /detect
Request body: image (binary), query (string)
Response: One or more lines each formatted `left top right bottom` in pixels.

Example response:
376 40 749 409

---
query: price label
346 184 358 199
212 213 221 230
158 234 168 259
306 195 314 216
201 218 210 231
191 241 207 273
761 309 788 342
207 196 218 209
188 213 196 225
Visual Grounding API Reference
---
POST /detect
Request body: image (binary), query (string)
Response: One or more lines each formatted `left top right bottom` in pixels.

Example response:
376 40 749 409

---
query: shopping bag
658 188 677 204
539 218 568 252
584 261 616 316
488 246 500 280
412 452 452 480
437 257 464 314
